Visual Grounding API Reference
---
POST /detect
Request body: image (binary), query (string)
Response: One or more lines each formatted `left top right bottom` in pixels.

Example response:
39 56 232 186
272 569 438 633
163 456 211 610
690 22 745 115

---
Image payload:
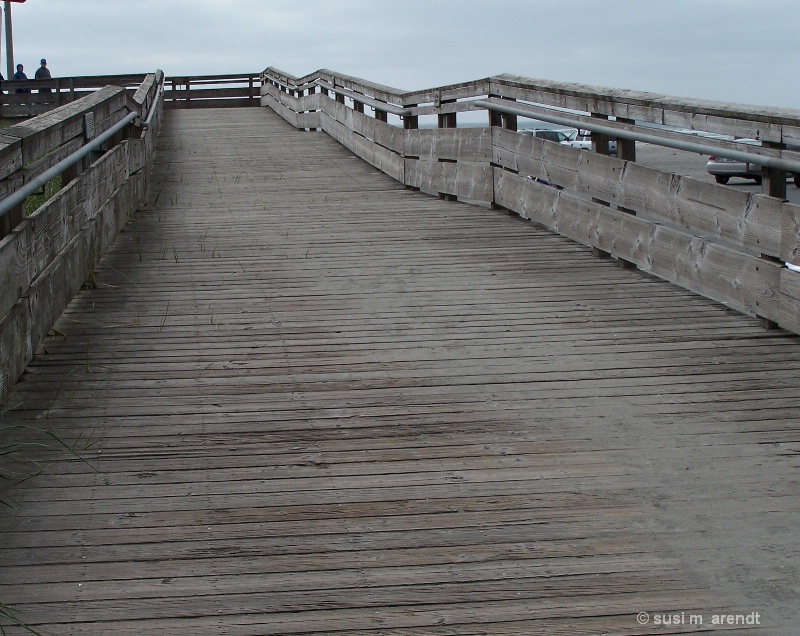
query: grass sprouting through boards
23 176 62 218
0 602 44 635
0 413 97 634
158 301 170 333
0 423 98 492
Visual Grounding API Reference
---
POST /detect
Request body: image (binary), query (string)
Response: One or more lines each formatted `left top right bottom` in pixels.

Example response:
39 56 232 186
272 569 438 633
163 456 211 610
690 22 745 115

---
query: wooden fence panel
405 128 492 162
0 222 33 319
261 94 301 128
406 158 492 202
373 119 404 155
0 299 30 399
493 127 785 258
778 269 800 332
493 168 783 318
780 203 800 266
0 73 162 403
0 134 23 182
319 111 404 182
261 67 800 334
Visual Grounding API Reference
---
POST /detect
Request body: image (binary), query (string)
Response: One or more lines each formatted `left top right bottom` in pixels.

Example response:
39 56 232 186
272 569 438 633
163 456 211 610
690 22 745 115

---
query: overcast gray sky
5 0 799 110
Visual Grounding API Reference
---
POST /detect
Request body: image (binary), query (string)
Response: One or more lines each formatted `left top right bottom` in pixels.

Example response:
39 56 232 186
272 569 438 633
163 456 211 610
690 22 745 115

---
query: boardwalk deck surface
1 108 799 634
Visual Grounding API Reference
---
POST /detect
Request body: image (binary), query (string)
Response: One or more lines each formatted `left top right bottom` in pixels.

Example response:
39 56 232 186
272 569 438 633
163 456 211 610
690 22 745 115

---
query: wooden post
617 117 635 161
489 107 503 128
0 204 22 240
438 99 457 129
404 104 418 130
335 90 345 105
354 100 364 114
62 157 81 186
438 99 458 201
375 108 388 123
488 95 516 131
503 103 517 132
587 114 614 261
591 113 611 156
762 141 787 200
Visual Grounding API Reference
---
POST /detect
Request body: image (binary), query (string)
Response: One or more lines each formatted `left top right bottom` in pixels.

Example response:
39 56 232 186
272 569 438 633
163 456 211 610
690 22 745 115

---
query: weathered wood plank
493 128 785 258
491 74 800 143
405 127 492 162
0 220 34 317
319 111 404 181
494 169 783 318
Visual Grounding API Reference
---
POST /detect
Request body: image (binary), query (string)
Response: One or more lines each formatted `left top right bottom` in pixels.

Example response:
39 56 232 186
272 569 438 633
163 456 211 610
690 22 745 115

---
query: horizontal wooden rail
1 74 149 118
1 72 261 118
164 73 262 109
0 71 165 402
261 67 800 336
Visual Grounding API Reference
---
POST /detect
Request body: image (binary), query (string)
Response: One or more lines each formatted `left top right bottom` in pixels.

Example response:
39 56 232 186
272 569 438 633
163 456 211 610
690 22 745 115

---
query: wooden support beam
404 104 418 130
438 99 457 129
591 113 611 156
487 95 516 130
616 117 636 161
762 141 787 200
0 204 22 239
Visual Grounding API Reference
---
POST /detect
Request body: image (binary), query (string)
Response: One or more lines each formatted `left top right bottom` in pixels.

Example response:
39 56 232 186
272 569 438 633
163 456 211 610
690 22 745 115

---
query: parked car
706 138 763 184
519 128 573 143
560 129 617 157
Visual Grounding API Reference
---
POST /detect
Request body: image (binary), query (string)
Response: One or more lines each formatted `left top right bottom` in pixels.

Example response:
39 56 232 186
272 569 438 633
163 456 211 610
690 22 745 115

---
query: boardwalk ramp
0 108 798 634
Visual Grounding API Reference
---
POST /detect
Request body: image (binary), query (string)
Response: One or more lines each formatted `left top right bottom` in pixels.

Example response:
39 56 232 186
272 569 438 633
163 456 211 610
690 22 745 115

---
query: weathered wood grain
1 107 798 634
493 169 783 319
405 127 492 162
492 128 786 258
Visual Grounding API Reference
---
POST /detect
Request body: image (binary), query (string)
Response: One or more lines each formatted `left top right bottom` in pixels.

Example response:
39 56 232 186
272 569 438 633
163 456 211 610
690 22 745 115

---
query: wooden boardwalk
1 108 798 634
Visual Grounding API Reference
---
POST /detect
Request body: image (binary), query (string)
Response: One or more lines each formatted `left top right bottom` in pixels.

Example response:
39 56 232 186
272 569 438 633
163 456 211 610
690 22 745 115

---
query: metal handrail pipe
474 99 800 174
314 80 412 117
143 78 165 129
0 110 139 220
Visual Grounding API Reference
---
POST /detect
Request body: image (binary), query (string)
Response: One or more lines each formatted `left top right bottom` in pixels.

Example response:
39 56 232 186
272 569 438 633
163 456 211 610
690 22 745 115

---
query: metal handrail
0 73 165 220
0 111 138 220
474 99 800 174
313 80 412 117
142 77 165 129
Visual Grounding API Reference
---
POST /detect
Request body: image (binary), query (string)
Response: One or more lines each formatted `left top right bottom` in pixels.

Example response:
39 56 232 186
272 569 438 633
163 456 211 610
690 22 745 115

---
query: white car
519 128 573 143
706 139 762 185
560 130 617 157
706 139 800 187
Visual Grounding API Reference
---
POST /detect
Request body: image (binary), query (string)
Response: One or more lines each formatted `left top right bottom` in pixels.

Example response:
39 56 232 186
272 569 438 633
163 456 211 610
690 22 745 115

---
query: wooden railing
165 73 261 109
1 74 149 118
1 72 260 117
261 67 800 336
0 71 164 401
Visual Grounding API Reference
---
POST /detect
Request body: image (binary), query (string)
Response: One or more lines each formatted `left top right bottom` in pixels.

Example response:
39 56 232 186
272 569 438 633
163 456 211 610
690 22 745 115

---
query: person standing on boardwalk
35 59 52 93
13 64 29 93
